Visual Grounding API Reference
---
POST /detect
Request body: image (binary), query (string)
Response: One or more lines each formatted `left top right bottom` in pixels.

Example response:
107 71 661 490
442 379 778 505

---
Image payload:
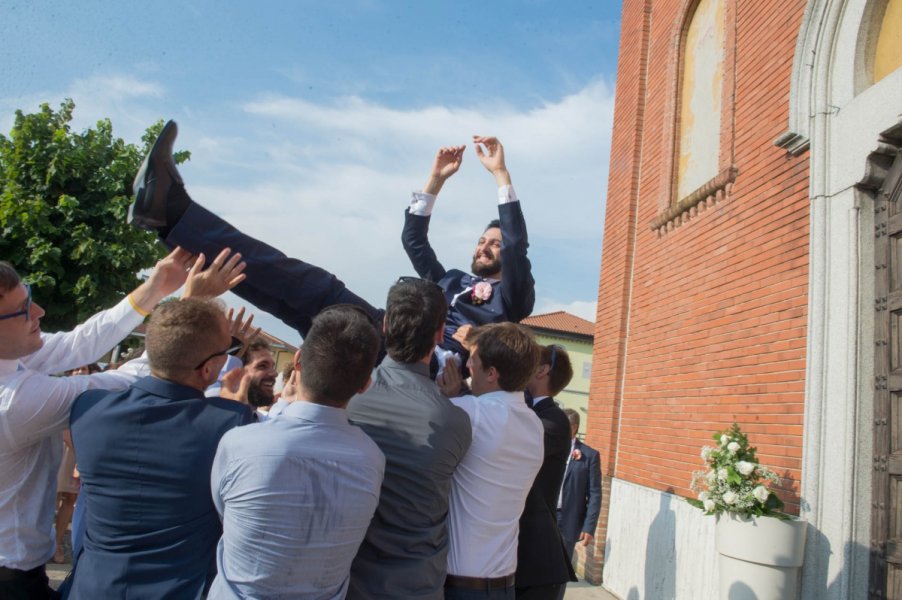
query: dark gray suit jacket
347 358 472 600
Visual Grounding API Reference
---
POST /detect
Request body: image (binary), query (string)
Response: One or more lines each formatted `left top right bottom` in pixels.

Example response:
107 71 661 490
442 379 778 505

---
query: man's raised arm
473 135 535 322
401 145 465 282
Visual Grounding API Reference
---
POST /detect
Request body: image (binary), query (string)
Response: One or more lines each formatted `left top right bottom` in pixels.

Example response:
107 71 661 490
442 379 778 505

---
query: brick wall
586 0 809 584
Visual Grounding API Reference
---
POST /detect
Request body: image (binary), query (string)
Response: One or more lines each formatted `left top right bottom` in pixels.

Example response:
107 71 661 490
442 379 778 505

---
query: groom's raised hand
422 145 466 195
473 135 512 187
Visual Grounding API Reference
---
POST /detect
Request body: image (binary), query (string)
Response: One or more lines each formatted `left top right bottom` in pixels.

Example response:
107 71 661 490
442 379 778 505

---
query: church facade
588 0 902 597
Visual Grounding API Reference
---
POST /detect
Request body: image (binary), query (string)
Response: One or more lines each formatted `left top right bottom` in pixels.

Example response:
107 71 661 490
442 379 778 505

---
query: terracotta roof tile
520 311 594 337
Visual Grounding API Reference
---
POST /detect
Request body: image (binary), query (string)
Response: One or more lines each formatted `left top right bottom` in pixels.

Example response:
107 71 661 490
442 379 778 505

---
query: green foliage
688 423 787 520
0 100 189 331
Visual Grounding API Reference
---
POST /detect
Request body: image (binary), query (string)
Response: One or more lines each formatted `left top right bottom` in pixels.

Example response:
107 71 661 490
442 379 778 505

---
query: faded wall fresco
875 0 902 83
676 0 724 200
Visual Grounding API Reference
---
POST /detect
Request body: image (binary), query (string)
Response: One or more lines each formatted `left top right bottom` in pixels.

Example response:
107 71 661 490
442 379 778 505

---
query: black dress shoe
128 120 184 230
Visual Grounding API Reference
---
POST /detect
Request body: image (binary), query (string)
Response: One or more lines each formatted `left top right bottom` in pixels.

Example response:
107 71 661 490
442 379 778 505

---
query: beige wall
532 332 593 438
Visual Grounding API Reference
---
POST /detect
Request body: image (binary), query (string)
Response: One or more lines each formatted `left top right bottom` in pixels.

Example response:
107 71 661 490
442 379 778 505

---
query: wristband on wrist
127 294 152 317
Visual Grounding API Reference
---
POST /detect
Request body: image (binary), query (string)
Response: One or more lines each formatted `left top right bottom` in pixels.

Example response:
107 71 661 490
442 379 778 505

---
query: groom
128 122 535 366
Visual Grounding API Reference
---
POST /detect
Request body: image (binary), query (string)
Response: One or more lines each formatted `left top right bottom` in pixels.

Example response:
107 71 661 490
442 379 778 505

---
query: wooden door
874 148 902 599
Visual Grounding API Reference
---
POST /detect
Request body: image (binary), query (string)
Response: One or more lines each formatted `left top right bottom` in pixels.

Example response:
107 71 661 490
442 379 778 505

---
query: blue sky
1 1 622 344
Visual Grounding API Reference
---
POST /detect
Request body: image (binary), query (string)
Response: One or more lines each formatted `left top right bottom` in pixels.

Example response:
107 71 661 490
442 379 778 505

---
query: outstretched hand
182 248 247 299
422 145 465 195
129 246 197 314
436 361 463 397
432 146 465 180
227 306 262 358
219 367 251 404
473 136 512 186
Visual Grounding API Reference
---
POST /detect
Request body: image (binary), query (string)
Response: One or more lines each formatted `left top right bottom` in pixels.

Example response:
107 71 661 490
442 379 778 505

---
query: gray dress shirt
346 357 472 600
209 400 385 599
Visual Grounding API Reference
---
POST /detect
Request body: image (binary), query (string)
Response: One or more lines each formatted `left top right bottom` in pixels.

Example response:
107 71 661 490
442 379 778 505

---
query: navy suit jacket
516 397 577 588
558 439 602 554
67 376 252 600
402 200 535 357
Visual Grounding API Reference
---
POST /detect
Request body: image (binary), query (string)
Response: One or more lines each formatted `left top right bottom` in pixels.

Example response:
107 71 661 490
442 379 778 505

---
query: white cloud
534 298 598 323
179 79 614 344
0 73 164 142
2 73 615 342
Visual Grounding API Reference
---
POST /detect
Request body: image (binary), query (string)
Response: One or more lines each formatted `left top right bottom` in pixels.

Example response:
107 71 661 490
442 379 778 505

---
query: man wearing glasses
66 298 253 600
0 249 197 600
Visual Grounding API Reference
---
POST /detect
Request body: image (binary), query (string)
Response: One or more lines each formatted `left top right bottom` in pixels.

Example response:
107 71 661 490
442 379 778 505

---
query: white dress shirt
408 184 519 217
0 297 146 570
447 389 544 578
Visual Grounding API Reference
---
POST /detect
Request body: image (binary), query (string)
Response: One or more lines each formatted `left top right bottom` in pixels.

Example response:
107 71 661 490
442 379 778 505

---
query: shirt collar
477 389 527 406
0 358 20 378
282 398 350 426
379 355 430 378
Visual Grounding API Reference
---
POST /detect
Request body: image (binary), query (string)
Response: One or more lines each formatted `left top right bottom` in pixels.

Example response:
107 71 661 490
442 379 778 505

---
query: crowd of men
0 123 602 600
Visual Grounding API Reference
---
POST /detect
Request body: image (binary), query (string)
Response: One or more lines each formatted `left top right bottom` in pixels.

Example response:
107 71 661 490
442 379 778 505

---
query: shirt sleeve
408 191 437 217
20 297 145 375
498 184 518 205
449 395 479 431
0 368 139 451
210 433 240 519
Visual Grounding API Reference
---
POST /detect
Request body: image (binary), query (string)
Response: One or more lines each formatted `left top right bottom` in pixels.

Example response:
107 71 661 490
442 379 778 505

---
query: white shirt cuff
498 184 518 205
409 191 437 217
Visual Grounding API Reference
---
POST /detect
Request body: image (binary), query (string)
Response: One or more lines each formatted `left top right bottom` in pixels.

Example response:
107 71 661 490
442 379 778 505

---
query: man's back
68 376 251 600
447 390 543 579
209 400 385 599
347 357 472 599
516 397 576 591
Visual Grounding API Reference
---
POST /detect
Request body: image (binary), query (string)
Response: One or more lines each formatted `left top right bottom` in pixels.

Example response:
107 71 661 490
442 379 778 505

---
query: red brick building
587 1 902 597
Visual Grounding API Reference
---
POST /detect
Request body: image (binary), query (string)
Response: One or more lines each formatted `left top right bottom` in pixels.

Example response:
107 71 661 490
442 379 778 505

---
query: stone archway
780 0 902 597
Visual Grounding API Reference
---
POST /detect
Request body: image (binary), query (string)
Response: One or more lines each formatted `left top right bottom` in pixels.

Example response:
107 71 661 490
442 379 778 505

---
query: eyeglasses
0 284 32 322
194 336 244 370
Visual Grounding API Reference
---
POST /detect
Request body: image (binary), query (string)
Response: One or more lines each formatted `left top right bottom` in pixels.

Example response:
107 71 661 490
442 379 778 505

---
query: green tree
0 100 189 331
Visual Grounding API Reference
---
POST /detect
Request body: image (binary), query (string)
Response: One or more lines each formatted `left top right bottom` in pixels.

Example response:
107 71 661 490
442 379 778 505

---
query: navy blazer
402 200 535 357
67 376 252 600
558 438 602 554
516 397 577 589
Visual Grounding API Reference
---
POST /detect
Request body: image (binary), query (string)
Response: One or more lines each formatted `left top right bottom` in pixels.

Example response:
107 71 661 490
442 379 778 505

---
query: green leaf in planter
765 492 785 513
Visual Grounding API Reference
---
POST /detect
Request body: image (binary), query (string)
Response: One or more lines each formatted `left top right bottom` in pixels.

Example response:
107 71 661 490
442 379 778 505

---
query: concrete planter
716 513 807 600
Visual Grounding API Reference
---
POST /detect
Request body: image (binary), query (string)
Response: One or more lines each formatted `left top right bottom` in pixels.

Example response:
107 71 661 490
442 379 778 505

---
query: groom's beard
471 255 501 278
246 379 275 408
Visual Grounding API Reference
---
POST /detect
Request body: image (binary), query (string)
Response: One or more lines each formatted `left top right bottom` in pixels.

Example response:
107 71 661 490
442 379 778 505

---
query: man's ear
434 325 444 345
293 349 301 368
536 363 551 379
486 366 500 384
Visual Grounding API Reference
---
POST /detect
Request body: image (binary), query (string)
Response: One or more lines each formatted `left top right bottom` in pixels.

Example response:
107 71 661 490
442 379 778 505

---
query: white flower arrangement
688 423 786 518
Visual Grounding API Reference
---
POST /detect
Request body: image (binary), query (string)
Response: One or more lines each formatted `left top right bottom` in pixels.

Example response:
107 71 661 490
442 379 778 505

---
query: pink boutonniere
471 281 493 305
571 449 583 461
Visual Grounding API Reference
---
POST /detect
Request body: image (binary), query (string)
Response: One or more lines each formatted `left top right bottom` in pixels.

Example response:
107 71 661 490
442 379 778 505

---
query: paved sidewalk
566 580 620 599
50 559 621 599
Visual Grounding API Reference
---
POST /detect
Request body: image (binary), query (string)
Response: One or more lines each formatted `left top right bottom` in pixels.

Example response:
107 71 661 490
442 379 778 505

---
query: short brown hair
472 322 540 392
563 407 580 430
541 344 574 397
244 337 272 358
299 305 379 407
0 262 21 297
145 298 227 377
384 279 447 363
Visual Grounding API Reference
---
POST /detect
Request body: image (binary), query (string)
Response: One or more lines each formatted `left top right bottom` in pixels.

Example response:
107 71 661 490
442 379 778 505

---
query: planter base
716 514 807 600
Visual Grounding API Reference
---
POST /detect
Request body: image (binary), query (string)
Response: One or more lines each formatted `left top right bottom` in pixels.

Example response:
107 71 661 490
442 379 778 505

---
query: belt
445 573 516 590
0 564 46 582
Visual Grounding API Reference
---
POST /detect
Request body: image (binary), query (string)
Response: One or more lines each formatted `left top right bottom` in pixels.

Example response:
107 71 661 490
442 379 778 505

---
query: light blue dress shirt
208 399 385 599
